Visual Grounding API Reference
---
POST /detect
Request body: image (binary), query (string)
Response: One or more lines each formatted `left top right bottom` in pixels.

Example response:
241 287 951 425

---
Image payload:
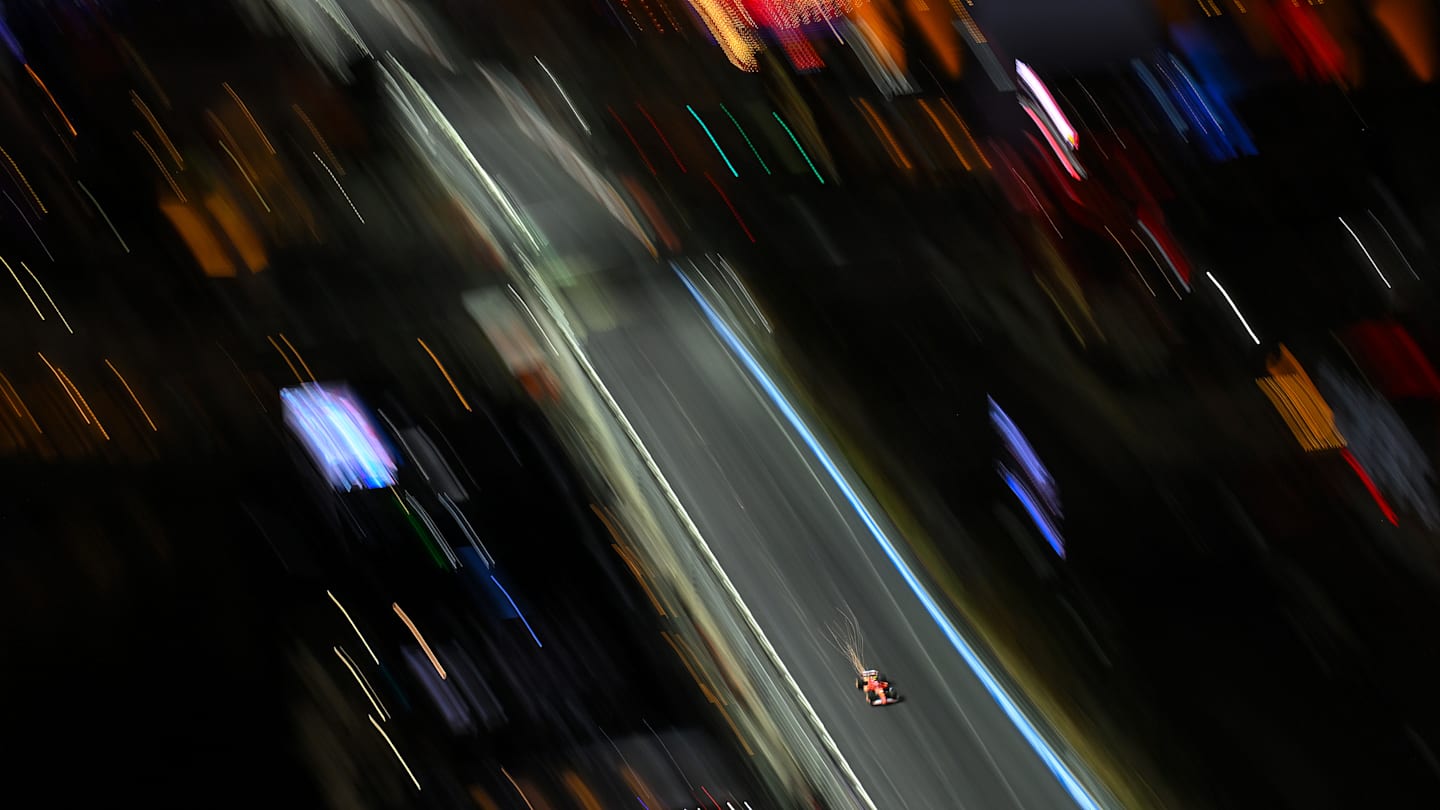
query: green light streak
688 104 739 178
721 104 770 175
773 111 824 184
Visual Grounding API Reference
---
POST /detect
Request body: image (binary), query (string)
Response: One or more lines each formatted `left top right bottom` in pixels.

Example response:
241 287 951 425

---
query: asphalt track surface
382 61 1101 810
578 266 1097 810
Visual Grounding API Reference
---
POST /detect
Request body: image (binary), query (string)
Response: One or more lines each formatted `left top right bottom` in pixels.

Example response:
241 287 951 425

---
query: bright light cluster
744 0 866 29
283 383 399 491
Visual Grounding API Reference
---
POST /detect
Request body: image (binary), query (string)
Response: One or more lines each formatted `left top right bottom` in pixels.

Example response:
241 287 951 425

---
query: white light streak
1340 216 1391 289
2 255 43 320
1016 60 1077 148
77 181 129 252
1206 271 1260 345
335 646 389 720
535 56 589 134
316 152 363 223
23 262 71 333
327 589 379 664
369 714 421 790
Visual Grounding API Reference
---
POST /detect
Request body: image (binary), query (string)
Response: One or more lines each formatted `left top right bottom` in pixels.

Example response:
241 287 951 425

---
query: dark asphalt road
577 265 1098 810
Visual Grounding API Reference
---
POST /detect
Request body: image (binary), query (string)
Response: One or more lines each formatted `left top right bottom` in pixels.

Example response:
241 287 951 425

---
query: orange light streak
25 64 76 136
223 82 275 155
393 602 446 679
417 338 471 412
105 359 157 432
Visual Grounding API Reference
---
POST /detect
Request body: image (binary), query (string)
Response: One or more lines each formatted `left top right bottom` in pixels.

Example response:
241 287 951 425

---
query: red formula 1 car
855 670 900 706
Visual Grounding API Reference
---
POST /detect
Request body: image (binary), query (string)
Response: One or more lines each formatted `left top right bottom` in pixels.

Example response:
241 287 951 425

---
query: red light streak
1341 449 1399 526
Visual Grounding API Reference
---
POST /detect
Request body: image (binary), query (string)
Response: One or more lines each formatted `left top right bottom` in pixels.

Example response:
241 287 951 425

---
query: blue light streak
675 265 1103 810
989 397 1060 516
491 575 543 648
1001 466 1067 558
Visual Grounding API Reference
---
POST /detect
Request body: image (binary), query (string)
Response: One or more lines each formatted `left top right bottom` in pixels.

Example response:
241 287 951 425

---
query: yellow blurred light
205 193 269 273
562 772 603 810
689 0 761 72
163 200 234 276
1257 344 1346 452
1373 0 1437 82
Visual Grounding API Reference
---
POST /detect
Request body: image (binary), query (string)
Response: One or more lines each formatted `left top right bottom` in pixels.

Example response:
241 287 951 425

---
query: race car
855 669 900 706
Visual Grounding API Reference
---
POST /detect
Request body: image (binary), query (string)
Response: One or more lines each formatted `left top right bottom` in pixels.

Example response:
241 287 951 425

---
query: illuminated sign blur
282 383 398 491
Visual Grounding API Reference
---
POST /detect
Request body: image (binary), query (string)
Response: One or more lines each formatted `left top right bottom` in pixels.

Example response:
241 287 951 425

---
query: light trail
502 767 537 810
37 352 81 422
416 338 471 411
223 82 275 154
491 575 543 648
56 368 108 440
1368 211 1418 279
25 64 76 136
721 104 770 174
219 140 270 213
294 103 343 175
278 333 316 381
315 151 363 222
3 191 53 261
536 57 589 134
134 130 186 201
688 105 739 178
1205 270 1260 345
268 335 304 384
368 714 421 790
676 264 1107 810
23 262 70 333
1340 215 1391 289
105 359 156 431
0 370 42 434
132 90 182 169
2 255 43 320
772 112 824 184
77 182 129 252
335 646 389 720
327 589 379 664
1 144 45 213
637 103 686 172
393 602 446 679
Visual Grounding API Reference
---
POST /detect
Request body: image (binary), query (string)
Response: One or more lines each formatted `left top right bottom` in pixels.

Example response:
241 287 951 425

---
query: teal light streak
721 104 770 175
773 111 824 184
687 105 739 178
